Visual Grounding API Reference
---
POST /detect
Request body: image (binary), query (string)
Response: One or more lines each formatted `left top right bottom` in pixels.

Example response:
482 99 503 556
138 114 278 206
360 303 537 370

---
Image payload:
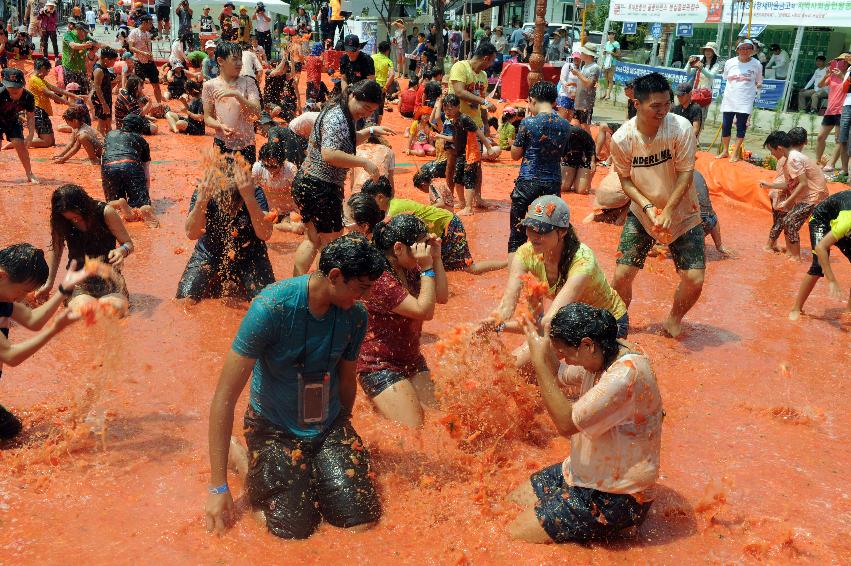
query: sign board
650 22 662 40
676 23 693 37
738 24 767 38
346 19 378 55
613 60 784 110
610 0 851 27
621 21 637 35
609 0 724 24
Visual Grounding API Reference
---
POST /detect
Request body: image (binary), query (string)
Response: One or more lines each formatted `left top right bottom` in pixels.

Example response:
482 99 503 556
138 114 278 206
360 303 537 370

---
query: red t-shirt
305 55 322 85
414 82 426 107
357 269 425 375
400 88 417 114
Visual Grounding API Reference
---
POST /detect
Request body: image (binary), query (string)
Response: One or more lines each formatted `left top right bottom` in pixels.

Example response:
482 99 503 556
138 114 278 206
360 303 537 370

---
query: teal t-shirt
232 275 368 438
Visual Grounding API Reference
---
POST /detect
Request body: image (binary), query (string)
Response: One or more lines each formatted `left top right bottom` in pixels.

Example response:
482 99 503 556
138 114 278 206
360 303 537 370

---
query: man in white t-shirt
609 72 704 338
765 44 790 79
252 3 273 60
127 15 163 103
84 7 96 31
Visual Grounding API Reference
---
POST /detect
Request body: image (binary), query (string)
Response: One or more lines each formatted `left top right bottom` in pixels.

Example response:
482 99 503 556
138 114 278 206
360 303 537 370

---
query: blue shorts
556 96 575 110
358 358 429 398
530 463 652 543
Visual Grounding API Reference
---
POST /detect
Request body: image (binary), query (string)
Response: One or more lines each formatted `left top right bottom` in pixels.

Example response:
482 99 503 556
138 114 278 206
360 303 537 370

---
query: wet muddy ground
0 82 849 564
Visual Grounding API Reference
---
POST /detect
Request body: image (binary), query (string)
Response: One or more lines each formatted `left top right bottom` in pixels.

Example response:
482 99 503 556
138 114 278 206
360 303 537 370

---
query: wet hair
432 68 445 79
378 40 390 54
122 113 150 134
488 116 499 130
442 93 460 107
317 233 385 281
360 175 394 199
408 76 420 88
632 72 673 103
787 127 807 147
215 41 242 63
34 57 51 71
473 41 497 59
529 80 557 104
0 243 48 286
100 46 118 60
764 130 791 149
125 75 144 96
184 79 202 95
624 79 635 90
554 225 582 288
346 79 384 105
259 141 286 163
347 192 384 233
50 184 110 249
372 214 428 254
62 105 88 123
549 303 620 367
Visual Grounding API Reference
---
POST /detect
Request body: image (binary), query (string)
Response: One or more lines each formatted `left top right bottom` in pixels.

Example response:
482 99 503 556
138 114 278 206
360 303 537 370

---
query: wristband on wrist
120 243 131 256
208 483 229 495
58 284 73 297
642 203 654 212
420 269 436 278
369 126 375 136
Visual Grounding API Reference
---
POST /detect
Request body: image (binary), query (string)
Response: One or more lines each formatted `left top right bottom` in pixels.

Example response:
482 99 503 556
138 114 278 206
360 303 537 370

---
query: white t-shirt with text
720 57 763 114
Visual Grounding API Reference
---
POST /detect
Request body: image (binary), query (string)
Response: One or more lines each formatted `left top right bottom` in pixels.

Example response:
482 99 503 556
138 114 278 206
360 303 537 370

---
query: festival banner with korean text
721 0 851 27
608 0 724 24
613 61 785 110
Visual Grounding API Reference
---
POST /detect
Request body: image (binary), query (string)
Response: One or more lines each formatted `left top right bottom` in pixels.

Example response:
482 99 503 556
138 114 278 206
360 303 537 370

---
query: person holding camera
253 2 273 60
175 0 193 52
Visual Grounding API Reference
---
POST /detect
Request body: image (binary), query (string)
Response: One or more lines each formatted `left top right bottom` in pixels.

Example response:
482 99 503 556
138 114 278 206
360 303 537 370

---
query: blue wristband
420 269 436 278
208 483 229 495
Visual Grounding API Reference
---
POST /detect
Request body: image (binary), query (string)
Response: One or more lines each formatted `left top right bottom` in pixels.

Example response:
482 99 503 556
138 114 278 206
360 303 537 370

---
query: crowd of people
0 9 850 551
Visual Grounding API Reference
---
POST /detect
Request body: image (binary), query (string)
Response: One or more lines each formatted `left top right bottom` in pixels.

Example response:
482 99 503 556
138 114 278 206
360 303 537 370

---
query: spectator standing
155 0 172 38
36 0 58 59
601 31 620 100
572 43 600 131
816 53 850 174
717 39 762 162
253 3 273 60
176 0 193 52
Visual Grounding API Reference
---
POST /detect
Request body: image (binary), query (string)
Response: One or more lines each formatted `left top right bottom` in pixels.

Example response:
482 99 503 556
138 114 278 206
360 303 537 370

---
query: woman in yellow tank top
484 195 628 340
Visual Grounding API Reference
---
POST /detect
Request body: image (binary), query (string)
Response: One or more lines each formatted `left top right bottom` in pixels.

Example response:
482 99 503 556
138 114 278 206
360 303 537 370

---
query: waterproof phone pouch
298 371 330 426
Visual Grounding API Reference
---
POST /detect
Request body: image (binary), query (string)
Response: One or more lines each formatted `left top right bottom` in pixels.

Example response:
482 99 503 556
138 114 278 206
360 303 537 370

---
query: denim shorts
358 358 429 398
530 463 652 543
838 105 851 144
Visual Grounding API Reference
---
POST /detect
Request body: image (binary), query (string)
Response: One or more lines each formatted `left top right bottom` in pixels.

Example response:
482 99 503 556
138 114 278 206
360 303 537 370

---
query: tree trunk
528 0 547 87
430 0 445 67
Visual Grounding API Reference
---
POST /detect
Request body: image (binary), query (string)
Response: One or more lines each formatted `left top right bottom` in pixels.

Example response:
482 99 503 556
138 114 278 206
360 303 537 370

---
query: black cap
343 34 365 52
2 67 25 88
223 1 235 7
139 14 153 22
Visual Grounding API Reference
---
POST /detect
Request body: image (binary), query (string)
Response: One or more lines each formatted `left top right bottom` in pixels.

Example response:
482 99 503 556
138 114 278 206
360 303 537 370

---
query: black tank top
92 62 116 100
66 202 117 266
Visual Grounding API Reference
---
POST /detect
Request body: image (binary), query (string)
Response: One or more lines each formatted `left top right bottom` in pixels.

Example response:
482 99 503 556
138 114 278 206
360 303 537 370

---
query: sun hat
502 105 517 116
700 42 719 56
833 52 851 59
737 39 755 50
343 34 365 52
66 82 81 92
205 39 217 49
580 43 598 57
520 195 571 233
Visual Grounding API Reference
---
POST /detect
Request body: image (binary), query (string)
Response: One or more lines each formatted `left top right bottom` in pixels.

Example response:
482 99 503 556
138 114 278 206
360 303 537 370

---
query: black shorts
243 408 381 539
0 403 23 440
508 178 561 253
807 216 851 277
102 161 151 208
92 94 112 121
0 119 24 141
291 171 344 234
574 108 593 125
134 60 160 84
562 149 592 169
34 107 53 135
156 5 170 21
452 158 481 189
358 358 428 398
213 137 256 165
530 463 652 543
175 248 275 300
822 114 841 127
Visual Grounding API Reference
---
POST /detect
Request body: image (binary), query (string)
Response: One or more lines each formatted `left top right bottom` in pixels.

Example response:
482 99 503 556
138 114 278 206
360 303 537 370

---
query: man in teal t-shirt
205 235 386 540
62 20 96 93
